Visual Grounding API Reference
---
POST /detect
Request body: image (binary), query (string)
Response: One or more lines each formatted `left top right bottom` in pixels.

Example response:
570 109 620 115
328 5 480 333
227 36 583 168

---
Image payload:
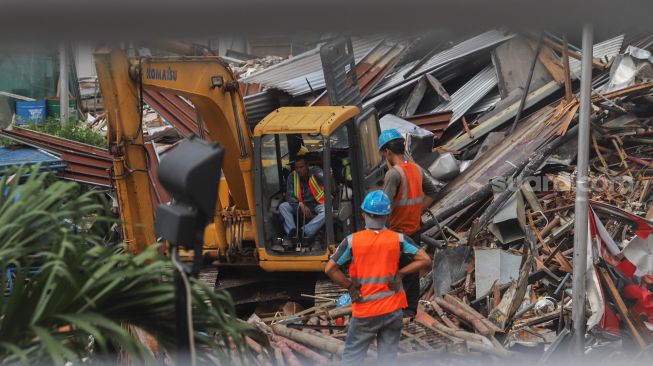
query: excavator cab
253 106 384 262
94 46 387 308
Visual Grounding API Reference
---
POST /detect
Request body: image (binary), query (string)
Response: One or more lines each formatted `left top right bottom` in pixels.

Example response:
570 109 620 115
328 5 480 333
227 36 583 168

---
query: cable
171 247 196 366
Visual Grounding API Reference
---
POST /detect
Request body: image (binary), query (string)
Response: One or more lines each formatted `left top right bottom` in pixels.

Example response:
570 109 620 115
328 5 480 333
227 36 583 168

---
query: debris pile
410 38 653 358
230 55 285 79
231 31 653 362
240 282 466 365
3 29 653 362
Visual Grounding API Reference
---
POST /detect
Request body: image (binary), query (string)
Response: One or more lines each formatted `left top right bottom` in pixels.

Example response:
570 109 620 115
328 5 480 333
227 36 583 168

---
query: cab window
358 113 382 174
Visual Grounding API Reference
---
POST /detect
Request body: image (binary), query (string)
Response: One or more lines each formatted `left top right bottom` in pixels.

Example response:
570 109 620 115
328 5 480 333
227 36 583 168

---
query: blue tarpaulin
0 146 65 172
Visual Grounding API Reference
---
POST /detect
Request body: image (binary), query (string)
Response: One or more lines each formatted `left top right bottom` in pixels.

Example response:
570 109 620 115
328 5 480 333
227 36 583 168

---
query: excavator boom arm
95 47 156 252
95 47 257 253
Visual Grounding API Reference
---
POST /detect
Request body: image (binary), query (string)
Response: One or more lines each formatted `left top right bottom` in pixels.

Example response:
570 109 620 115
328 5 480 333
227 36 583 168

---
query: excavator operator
277 154 326 251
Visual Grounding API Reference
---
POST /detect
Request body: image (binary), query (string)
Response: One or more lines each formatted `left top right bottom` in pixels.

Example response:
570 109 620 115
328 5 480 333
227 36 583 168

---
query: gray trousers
342 309 403 365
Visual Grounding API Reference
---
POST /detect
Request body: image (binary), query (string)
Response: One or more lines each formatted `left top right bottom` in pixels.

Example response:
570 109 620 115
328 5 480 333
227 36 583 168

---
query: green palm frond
0 166 250 365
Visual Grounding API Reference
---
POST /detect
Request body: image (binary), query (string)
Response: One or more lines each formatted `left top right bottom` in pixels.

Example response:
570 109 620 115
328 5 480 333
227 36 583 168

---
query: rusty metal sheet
143 90 209 137
405 111 453 139
312 41 405 106
0 127 113 186
145 142 170 207
239 82 262 97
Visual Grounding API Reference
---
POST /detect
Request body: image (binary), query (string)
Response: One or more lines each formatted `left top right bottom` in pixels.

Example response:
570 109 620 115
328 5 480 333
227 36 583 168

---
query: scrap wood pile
412 38 653 358
238 283 480 366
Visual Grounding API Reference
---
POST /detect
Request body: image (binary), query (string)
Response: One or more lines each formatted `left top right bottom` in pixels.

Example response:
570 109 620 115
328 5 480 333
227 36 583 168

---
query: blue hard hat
337 294 351 307
361 190 391 216
378 129 404 151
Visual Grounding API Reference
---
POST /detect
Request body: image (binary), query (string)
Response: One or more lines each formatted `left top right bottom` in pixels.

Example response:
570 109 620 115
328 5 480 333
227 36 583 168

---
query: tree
0 167 253 364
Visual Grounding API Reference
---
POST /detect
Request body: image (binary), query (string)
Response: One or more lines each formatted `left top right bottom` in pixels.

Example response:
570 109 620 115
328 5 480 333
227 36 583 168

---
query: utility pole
572 23 593 355
59 43 70 123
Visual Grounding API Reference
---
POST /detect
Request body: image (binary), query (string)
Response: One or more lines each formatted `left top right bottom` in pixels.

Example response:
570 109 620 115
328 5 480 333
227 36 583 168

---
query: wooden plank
513 308 570 329
527 40 566 85
434 297 492 336
461 116 474 138
562 34 573 102
415 310 511 357
488 256 532 330
261 301 333 323
429 298 459 330
491 281 501 310
271 323 347 356
595 81 653 101
540 36 607 70
599 267 649 349
443 294 503 334
557 101 579 136
612 136 634 177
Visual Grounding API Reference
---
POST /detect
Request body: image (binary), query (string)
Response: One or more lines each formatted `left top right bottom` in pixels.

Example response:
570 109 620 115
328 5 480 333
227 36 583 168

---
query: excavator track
200 265 318 317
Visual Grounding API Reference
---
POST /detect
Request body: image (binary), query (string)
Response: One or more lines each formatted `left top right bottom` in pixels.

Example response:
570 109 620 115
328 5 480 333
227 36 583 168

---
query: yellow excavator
94 44 384 307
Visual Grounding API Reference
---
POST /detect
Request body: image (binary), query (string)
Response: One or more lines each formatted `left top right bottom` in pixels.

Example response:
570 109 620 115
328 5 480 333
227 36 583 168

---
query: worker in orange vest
278 155 326 251
378 129 437 317
325 190 430 364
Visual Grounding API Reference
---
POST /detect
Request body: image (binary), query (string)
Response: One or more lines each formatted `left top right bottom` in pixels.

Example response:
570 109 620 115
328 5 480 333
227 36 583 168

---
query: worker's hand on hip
388 274 404 292
348 282 362 303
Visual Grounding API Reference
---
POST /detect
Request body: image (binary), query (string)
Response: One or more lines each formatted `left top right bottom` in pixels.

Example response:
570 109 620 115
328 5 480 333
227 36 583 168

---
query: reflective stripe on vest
390 162 423 235
293 171 325 204
349 230 407 317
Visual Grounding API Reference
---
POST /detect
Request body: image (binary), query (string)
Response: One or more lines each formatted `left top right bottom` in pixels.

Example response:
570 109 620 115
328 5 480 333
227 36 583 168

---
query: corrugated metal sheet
363 59 478 109
468 91 501 114
0 127 113 186
405 111 453 139
568 34 625 71
144 90 208 137
444 35 626 151
244 90 282 128
370 30 514 97
370 60 419 95
430 65 498 124
240 37 385 96
408 30 514 77
312 40 406 105
0 146 64 171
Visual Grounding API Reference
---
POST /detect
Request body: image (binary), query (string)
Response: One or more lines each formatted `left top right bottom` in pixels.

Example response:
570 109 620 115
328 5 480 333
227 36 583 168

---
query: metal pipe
59 43 70 123
572 23 593 354
508 32 543 135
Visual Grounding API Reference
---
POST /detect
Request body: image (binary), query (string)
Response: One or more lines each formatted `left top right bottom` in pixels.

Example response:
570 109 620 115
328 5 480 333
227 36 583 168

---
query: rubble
230 55 285 79
227 30 653 363
3 28 653 363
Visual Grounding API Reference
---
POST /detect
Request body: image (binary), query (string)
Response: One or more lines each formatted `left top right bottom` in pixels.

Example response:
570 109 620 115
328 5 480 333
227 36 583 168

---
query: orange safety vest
389 161 423 235
293 171 325 204
349 229 408 318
